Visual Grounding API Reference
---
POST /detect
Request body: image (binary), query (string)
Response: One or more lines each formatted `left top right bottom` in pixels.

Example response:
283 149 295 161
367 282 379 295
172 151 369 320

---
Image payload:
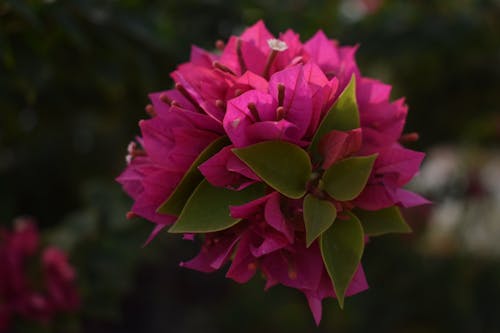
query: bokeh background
1 0 500 332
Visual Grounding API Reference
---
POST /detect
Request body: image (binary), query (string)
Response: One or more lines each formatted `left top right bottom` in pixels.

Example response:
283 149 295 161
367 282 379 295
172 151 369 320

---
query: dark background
1 0 499 332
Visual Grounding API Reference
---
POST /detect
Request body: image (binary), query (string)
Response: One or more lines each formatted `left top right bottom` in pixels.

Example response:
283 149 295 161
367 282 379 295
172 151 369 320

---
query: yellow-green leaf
309 75 359 158
320 212 364 309
157 136 230 215
169 180 265 233
303 194 337 247
233 141 312 199
355 206 412 236
322 154 377 201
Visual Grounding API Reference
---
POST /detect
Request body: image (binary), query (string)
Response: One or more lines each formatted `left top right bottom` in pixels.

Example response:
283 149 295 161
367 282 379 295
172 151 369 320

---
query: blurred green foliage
1 0 499 332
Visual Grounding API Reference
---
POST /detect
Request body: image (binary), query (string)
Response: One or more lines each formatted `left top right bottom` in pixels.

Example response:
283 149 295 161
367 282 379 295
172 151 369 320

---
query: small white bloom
267 39 288 52
126 155 133 165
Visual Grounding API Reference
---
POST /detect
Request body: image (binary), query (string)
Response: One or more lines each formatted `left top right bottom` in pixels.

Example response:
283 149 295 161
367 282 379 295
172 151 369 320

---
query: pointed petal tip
142 224 167 247
306 295 323 326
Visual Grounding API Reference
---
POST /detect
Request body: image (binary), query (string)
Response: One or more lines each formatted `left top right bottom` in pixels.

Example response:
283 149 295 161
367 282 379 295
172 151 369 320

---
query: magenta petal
307 77 339 137
149 89 196 113
117 154 183 226
345 265 369 296
353 182 395 211
357 77 392 107
240 41 267 75
230 193 273 219
261 243 323 292
393 188 431 208
226 234 257 283
182 233 195 241
143 224 167 247
360 99 408 150
272 29 303 73
361 98 407 125
131 168 182 225
269 65 313 139
306 294 323 326
292 243 324 291
319 130 349 167
337 45 360 87
198 147 236 187
240 20 275 54
233 71 269 93
139 116 183 168
304 30 340 76
245 120 302 146
171 63 228 121
189 45 216 67
250 234 288 257
220 21 273 76
116 156 150 199
170 127 220 169
376 145 425 185
302 62 329 95
219 36 242 75
168 106 223 134
302 273 334 325
224 90 276 147
303 264 368 326
226 152 259 181
319 129 363 169
148 91 170 114
140 109 221 171
199 146 257 190
181 234 240 273
279 29 303 55
264 192 294 242
131 196 177 226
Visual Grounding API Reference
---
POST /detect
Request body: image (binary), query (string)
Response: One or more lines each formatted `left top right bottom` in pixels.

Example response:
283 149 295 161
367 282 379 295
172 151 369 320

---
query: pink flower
42 248 79 312
116 107 223 229
354 144 430 210
118 20 428 325
0 218 79 331
223 65 313 147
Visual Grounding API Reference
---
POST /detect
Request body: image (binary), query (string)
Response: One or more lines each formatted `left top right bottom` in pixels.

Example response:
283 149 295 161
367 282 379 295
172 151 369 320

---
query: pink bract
0 219 79 331
117 20 428 325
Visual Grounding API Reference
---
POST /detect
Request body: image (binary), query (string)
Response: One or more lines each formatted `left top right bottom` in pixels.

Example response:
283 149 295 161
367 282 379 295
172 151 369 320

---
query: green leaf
322 154 377 201
320 212 364 309
168 180 265 233
232 141 312 199
355 206 412 236
309 75 359 158
157 136 230 215
303 194 337 247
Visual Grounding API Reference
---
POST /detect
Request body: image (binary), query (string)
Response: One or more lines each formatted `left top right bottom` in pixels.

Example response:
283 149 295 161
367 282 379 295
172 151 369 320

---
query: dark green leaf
322 154 377 201
309 75 359 158
168 180 265 233
232 141 312 199
157 136 230 216
320 212 364 309
303 194 337 247
355 206 412 236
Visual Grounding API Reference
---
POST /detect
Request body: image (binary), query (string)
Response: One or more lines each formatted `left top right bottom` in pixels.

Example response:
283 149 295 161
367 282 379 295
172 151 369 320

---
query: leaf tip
337 295 345 309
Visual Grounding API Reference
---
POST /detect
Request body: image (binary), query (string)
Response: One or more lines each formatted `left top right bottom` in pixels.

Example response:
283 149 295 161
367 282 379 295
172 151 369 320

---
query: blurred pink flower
0 218 79 331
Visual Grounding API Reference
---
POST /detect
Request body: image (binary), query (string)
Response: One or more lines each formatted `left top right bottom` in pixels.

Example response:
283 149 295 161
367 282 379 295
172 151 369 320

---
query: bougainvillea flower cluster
117 21 429 324
0 218 79 331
